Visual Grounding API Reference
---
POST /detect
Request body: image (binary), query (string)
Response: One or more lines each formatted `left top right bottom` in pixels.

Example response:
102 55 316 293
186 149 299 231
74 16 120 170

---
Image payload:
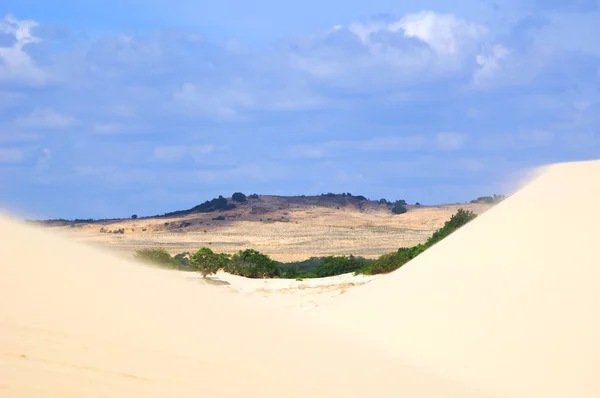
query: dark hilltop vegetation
24 190 503 227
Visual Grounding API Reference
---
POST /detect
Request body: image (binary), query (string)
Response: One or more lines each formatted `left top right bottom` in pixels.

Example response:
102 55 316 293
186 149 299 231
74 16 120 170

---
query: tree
225 249 281 278
190 247 228 278
131 214 138 219
392 201 408 214
232 192 247 202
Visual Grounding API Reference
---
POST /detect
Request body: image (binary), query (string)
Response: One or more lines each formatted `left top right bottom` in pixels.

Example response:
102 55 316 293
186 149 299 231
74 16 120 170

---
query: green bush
424 208 477 248
225 249 282 278
133 248 194 271
190 247 229 278
314 255 372 277
363 208 477 275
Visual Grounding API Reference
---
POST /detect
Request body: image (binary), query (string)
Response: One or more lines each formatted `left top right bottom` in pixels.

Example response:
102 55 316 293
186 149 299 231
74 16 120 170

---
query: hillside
33 193 497 262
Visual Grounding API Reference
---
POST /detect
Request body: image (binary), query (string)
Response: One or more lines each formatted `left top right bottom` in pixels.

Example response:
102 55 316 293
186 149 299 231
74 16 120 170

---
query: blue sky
1 0 599 219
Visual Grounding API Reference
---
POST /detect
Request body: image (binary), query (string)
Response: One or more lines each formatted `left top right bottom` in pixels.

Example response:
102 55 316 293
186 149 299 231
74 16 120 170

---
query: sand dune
0 212 488 396
311 159 600 397
3 159 598 397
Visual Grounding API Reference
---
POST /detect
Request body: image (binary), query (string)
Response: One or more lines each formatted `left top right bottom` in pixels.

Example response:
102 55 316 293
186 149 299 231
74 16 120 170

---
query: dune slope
312 159 600 397
0 212 491 397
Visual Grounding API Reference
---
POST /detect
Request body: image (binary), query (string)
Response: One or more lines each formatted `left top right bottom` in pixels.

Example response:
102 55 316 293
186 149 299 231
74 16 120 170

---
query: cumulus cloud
288 11 489 89
15 108 76 129
0 14 46 85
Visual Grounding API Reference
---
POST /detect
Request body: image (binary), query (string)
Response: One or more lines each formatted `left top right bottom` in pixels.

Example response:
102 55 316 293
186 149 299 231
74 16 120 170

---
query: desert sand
1 158 598 397
0 211 489 397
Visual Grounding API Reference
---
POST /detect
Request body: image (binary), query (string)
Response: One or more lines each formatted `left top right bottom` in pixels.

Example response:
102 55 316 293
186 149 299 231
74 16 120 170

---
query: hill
29 193 497 262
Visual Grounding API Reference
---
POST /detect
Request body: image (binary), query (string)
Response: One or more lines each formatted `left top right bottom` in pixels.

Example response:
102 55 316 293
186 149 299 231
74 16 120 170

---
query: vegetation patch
133 208 478 279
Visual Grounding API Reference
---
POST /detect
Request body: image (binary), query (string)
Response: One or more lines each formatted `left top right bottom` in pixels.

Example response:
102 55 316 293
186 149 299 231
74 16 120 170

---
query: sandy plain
56 200 494 262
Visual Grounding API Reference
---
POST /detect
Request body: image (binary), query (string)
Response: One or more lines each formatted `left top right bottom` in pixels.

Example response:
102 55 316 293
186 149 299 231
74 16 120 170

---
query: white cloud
0 147 25 163
390 11 488 55
189 144 227 159
92 123 128 134
153 145 189 162
35 148 52 172
288 145 327 159
16 108 76 129
172 82 253 120
0 131 40 143
435 132 466 150
472 44 512 87
290 11 489 87
0 14 46 85
288 135 427 158
573 100 591 111
151 144 226 163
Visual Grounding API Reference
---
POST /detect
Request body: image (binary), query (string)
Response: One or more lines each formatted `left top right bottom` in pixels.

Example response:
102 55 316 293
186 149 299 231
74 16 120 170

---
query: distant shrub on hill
392 201 408 214
248 193 259 199
470 194 506 204
232 192 247 202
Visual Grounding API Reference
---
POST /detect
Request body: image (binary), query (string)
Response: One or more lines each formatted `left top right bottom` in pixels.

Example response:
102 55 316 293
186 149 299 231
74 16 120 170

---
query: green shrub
190 247 229 278
424 208 477 248
362 208 477 275
133 248 193 271
314 255 372 277
225 249 282 278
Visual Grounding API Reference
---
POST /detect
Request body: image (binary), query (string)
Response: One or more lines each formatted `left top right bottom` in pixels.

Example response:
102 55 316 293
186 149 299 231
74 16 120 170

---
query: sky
1 0 599 219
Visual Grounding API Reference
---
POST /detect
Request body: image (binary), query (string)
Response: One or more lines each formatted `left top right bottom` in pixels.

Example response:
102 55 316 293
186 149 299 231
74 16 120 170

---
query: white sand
2 158 598 397
0 211 487 397
204 270 381 309
311 159 600 397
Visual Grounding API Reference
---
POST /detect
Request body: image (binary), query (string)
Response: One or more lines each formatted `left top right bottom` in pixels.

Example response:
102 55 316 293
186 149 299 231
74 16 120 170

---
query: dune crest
311 159 600 397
